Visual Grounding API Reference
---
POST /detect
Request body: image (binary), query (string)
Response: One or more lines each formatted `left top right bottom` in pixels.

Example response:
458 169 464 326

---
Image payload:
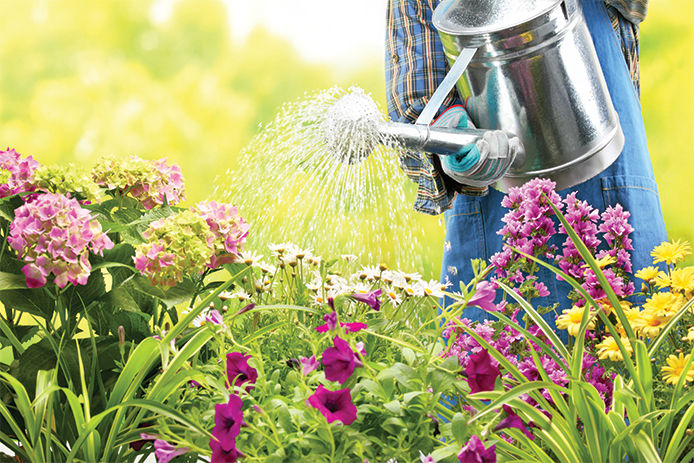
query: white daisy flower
385 288 402 307
420 279 449 298
341 254 358 263
239 250 264 266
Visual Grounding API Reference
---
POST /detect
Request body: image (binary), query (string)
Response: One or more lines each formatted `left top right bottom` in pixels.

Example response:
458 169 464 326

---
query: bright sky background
153 0 389 69
223 0 387 67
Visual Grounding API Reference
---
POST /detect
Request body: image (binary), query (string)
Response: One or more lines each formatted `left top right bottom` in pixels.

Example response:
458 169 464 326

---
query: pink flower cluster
491 178 634 304
8 193 113 288
442 316 614 408
193 201 250 268
0 148 39 198
92 156 185 209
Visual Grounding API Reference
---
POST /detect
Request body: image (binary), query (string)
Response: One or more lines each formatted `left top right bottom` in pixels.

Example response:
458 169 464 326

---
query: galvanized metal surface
433 0 623 191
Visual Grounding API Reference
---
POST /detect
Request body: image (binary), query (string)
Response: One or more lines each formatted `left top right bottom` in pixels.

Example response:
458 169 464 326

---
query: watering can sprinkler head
322 109 525 167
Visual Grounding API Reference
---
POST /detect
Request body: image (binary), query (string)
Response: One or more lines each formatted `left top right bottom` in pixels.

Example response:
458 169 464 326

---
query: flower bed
0 149 693 462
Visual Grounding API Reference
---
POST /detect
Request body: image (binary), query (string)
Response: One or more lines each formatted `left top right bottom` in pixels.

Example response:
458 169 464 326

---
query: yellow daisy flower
635 266 660 283
651 239 692 266
654 271 671 290
670 267 694 295
556 305 595 336
662 353 694 385
596 336 632 361
682 327 694 342
632 310 669 338
643 292 685 318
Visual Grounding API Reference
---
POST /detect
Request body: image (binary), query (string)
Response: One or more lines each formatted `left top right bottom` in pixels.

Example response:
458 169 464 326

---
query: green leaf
451 412 468 443
0 272 27 291
0 289 53 318
131 275 197 308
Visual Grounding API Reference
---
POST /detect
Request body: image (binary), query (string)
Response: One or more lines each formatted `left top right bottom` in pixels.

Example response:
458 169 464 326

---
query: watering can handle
415 47 477 126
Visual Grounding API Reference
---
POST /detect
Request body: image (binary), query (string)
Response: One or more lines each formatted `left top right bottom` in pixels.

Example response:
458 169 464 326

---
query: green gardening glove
433 106 519 195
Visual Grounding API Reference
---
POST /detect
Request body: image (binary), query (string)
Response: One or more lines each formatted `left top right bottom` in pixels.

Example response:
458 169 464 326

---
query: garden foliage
0 150 693 462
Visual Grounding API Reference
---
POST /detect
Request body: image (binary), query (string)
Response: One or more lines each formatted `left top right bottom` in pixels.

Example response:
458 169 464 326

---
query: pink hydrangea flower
192 201 250 268
0 148 39 198
7 193 113 288
92 156 185 209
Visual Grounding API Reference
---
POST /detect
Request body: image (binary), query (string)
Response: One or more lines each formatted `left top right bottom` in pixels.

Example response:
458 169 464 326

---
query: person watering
386 0 668 324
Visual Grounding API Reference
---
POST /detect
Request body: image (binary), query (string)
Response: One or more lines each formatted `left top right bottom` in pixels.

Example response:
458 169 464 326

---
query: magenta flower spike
458 435 496 463
300 355 319 375
322 337 362 384
226 353 258 390
465 349 500 394
211 394 244 453
306 385 358 425
467 281 499 312
153 439 189 463
351 289 382 311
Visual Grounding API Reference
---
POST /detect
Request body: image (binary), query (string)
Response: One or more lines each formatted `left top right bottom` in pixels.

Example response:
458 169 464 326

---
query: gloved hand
433 106 519 194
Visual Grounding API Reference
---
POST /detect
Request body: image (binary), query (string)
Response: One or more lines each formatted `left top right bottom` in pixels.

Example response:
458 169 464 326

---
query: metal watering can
375 0 624 191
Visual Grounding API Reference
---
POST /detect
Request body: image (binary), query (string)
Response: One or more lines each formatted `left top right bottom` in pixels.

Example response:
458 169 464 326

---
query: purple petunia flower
226 352 258 390
351 289 382 311
210 438 244 463
494 405 535 440
153 439 189 463
316 311 338 332
211 394 244 453
465 349 500 394
322 336 362 384
300 355 319 375
467 281 498 312
458 435 496 463
206 309 224 325
306 384 357 425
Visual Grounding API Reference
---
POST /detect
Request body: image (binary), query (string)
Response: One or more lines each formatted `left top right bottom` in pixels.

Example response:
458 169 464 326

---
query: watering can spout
375 120 525 162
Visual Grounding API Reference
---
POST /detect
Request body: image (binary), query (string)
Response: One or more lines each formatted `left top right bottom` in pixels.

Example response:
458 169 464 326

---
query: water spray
321 87 524 167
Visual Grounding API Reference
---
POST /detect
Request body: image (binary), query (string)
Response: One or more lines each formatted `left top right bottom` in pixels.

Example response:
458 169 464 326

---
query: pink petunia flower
211 394 244 453
306 385 357 425
351 289 382 311
458 435 496 463
467 281 499 312
300 355 319 376
322 336 362 384
152 439 189 463
226 352 258 390
465 349 500 394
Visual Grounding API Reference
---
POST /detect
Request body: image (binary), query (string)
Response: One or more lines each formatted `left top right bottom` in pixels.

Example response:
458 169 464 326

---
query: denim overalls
440 0 669 325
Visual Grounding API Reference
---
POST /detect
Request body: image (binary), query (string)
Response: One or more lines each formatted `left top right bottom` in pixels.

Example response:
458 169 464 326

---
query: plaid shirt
386 0 647 215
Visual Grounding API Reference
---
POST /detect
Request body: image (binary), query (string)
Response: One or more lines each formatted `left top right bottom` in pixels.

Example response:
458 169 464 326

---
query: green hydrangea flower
134 210 214 286
33 164 103 203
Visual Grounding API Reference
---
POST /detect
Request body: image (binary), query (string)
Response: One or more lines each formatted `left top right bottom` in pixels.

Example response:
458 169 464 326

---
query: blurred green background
0 0 691 278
